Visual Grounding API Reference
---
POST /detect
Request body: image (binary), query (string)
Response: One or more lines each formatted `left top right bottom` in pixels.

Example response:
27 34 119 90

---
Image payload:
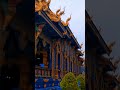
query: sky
86 0 120 80
49 0 85 53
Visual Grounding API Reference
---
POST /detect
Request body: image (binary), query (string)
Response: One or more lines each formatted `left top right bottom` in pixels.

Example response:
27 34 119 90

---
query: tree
76 74 85 90
60 72 79 90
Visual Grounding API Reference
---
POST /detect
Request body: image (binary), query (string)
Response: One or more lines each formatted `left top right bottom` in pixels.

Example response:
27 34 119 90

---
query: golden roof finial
35 0 51 12
56 7 61 15
59 10 65 15
66 14 71 22
61 14 71 26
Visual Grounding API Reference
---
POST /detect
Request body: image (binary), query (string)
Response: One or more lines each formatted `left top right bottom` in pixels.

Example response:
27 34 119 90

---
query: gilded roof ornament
61 15 71 26
56 8 61 15
46 8 64 22
35 0 51 12
63 30 67 35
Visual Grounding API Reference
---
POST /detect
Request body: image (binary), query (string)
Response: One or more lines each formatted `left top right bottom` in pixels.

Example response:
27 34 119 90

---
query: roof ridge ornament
61 14 71 26
46 8 64 22
56 7 61 15
35 0 51 12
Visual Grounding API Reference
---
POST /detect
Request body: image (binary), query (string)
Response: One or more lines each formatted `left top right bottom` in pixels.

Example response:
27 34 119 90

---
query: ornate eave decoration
63 30 67 35
35 0 51 12
35 0 72 26
46 9 65 22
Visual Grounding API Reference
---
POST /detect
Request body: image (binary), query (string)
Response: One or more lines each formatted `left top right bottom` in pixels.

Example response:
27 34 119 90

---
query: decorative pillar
51 46 55 78
55 53 58 79
59 53 63 78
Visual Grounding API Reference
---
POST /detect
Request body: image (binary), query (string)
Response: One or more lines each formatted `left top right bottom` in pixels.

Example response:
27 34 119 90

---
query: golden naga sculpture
35 0 51 12
108 41 116 51
61 15 71 26
46 9 65 22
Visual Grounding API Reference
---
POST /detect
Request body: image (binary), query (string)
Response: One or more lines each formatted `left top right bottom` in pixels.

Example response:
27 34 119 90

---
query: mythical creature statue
35 0 51 12
61 15 71 26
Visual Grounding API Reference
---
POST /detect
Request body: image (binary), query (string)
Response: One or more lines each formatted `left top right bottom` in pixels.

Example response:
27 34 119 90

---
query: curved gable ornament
61 15 71 26
46 9 65 22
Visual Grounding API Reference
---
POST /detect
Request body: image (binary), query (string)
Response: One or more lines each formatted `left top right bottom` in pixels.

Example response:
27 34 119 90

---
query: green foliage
60 72 79 90
76 74 85 90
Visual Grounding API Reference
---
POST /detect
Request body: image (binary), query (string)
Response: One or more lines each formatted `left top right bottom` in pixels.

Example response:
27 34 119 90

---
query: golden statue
61 15 71 26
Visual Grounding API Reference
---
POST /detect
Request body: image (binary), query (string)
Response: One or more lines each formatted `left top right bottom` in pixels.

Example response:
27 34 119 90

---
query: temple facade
35 0 84 85
85 11 119 90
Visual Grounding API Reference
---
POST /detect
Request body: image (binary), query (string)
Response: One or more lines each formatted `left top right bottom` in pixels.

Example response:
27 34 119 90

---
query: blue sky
50 0 85 53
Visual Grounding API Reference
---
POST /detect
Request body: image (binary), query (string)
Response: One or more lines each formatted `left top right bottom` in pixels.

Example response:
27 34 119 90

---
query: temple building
35 0 84 88
85 11 120 90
